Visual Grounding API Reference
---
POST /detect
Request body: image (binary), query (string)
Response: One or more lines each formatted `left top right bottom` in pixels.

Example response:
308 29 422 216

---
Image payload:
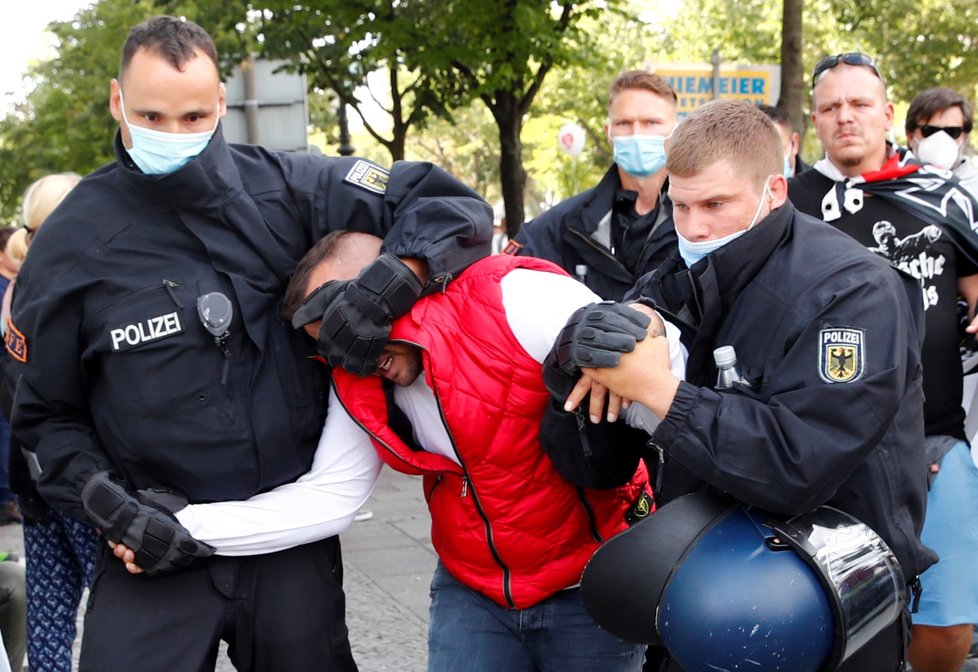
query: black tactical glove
81 472 214 576
293 254 424 376
551 301 652 374
543 302 651 404
543 348 580 403
291 280 344 332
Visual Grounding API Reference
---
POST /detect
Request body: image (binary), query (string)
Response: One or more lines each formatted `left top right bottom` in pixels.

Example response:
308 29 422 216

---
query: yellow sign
649 63 782 118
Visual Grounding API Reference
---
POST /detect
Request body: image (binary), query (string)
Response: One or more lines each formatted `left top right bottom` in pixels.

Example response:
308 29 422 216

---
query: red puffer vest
332 254 651 609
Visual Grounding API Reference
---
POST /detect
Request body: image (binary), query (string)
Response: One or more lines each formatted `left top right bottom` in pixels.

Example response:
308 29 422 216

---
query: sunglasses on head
920 125 964 140
812 53 882 86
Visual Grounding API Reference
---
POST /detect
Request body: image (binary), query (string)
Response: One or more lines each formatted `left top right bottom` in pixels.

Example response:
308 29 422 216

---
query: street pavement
2 468 977 671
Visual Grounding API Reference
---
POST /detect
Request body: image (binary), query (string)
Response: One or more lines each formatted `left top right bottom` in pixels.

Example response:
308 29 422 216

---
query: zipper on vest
328 378 424 475
576 487 603 542
419 345 516 609
331 344 516 608
431 273 454 294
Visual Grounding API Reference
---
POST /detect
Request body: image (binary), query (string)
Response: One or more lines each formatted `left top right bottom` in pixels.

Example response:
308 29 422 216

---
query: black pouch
539 398 646 489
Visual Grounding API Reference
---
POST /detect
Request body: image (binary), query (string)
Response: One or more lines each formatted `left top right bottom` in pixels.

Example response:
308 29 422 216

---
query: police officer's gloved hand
551 301 652 375
81 472 214 576
294 254 423 376
543 348 580 404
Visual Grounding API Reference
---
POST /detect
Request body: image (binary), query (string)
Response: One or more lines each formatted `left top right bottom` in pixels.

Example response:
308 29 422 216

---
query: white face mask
118 90 219 175
676 178 773 267
915 130 961 170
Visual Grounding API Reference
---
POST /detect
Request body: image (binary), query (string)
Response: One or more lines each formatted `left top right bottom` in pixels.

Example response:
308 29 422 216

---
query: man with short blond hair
556 98 935 670
509 70 678 300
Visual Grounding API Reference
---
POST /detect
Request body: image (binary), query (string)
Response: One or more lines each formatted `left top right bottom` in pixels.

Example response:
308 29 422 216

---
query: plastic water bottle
714 345 744 389
574 264 588 284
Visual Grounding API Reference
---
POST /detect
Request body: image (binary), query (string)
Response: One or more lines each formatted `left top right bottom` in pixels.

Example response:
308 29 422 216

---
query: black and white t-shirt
790 167 978 439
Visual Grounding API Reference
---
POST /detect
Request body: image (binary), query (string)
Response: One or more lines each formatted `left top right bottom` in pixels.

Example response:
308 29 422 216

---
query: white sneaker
353 509 374 523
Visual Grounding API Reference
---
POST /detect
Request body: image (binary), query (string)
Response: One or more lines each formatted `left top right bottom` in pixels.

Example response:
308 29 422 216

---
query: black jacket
513 166 675 300
8 126 491 522
630 203 936 579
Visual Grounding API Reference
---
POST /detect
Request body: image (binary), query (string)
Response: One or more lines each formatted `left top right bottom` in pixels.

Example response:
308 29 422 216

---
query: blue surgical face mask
119 90 219 175
783 153 794 178
676 178 773 267
612 134 668 177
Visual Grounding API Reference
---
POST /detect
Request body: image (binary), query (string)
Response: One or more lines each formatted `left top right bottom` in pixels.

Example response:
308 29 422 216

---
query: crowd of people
0 12 975 672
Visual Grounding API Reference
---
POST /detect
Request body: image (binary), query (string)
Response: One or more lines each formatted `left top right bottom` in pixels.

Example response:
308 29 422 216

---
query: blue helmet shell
657 505 835 672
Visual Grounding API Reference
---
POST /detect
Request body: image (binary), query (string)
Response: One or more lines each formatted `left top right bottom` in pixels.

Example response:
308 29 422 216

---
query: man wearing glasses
789 53 978 672
906 87 977 199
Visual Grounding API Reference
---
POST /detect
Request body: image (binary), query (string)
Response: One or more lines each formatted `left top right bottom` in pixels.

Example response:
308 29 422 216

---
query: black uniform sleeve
378 161 493 286
280 155 492 287
652 268 922 515
511 212 567 265
8 277 112 521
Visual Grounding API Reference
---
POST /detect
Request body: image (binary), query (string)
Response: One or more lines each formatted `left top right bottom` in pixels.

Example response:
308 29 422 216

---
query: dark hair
0 227 15 253
906 87 973 137
281 232 347 321
609 70 678 108
757 104 792 131
120 15 218 79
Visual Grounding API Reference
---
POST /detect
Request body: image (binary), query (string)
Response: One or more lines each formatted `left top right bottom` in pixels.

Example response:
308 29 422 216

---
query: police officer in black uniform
550 100 935 671
5 16 491 672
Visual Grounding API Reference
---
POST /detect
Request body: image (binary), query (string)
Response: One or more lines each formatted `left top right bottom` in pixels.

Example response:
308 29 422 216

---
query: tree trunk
493 91 527 239
388 66 407 162
778 0 805 137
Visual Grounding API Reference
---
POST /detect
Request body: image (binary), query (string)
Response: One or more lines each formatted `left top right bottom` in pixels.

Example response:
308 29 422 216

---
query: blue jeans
427 562 645 672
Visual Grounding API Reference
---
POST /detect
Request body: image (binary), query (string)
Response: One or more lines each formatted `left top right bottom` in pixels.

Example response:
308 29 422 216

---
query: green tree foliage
187 0 619 234
824 0 977 104
5 0 977 227
413 0 616 235
660 0 978 158
0 0 158 222
524 4 667 209
161 0 461 161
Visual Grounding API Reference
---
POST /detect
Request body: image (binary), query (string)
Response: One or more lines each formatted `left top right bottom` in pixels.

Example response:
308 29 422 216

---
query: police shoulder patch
818 327 864 384
501 239 523 256
4 319 27 363
344 159 389 195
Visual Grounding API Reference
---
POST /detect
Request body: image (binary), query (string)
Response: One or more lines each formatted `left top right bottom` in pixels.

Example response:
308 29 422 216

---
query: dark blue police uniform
7 126 492 671
512 166 676 301
629 204 936 671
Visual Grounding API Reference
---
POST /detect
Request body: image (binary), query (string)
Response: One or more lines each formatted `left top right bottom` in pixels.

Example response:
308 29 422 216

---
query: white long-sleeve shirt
176 269 686 554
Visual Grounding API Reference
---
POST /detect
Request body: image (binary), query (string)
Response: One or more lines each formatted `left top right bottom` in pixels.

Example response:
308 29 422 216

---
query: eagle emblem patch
344 159 389 194
819 327 864 384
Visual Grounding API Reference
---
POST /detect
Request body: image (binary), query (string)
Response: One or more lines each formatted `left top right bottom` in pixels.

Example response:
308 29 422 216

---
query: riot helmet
581 492 905 672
